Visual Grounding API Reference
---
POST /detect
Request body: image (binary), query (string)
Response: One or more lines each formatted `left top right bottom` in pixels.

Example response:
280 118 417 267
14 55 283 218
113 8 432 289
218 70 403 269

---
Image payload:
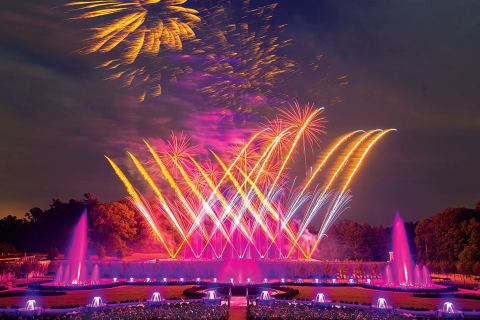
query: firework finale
2 1 480 319
106 103 395 259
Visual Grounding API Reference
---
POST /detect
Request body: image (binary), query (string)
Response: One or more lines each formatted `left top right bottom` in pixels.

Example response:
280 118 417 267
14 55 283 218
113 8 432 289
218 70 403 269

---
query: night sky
1 0 479 225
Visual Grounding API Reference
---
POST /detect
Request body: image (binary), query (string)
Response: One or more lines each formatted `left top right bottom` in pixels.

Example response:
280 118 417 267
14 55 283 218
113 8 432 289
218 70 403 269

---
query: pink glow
217 259 262 283
65 210 88 285
391 212 413 286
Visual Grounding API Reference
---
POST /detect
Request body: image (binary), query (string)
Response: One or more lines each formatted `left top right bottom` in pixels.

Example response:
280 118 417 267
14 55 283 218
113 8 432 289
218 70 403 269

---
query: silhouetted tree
0 242 17 255
89 201 139 256
415 205 480 273
456 218 480 275
315 220 390 261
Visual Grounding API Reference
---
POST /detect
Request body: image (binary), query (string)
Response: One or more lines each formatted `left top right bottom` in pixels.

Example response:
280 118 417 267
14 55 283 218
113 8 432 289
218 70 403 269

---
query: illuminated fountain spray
390 212 413 286
422 265 432 287
314 293 327 303
207 290 217 300
443 302 455 313
376 297 389 309
20 299 41 312
385 212 433 288
150 292 162 302
259 290 271 300
25 300 37 311
88 296 105 308
91 264 99 284
55 210 88 285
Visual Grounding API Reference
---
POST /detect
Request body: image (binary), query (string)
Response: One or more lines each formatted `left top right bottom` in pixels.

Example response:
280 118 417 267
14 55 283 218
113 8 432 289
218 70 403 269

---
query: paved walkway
228 296 247 320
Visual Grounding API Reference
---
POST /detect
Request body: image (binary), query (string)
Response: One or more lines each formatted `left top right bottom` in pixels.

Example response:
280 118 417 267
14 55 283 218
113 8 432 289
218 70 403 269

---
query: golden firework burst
65 0 200 64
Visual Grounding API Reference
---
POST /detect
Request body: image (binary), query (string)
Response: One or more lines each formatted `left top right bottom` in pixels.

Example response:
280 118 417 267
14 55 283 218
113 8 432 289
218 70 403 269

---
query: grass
0 284 478 311
293 286 480 310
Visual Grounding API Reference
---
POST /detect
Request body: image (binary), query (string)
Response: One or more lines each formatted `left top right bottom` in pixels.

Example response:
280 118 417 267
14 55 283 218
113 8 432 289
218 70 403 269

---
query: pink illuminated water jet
386 212 432 288
55 210 89 286
388 212 414 286
392 212 413 286
66 210 88 285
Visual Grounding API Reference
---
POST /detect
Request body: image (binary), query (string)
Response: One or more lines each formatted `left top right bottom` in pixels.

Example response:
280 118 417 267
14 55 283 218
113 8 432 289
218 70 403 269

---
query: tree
0 215 28 251
314 220 390 261
0 242 17 255
415 206 480 273
457 219 480 275
89 201 139 256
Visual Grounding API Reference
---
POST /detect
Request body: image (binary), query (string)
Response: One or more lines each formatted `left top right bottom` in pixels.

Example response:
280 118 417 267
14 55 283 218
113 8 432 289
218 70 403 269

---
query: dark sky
0 0 479 225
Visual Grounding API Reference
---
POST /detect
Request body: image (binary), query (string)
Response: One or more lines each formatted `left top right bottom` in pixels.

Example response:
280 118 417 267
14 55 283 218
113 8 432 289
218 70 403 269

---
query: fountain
202 289 221 306
54 210 90 286
54 265 63 284
438 301 464 318
391 212 413 286
422 265 432 286
443 302 455 313
376 297 389 309
384 265 393 285
66 211 87 285
148 292 162 303
207 290 217 300
384 212 432 289
19 299 41 313
313 293 330 304
259 290 271 300
91 264 99 284
87 296 106 308
216 259 263 283
414 264 421 286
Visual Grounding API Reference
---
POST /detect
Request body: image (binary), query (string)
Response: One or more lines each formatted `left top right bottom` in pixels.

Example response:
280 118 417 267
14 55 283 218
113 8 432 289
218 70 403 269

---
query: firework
99 55 193 101
279 102 327 148
66 0 200 63
106 104 395 259
185 0 295 112
66 0 297 106
65 0 200 101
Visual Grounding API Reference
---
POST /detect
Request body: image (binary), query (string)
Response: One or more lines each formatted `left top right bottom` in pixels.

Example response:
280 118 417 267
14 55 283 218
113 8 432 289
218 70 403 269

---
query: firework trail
189 0 295 113
65 0 200 62
105 104 395 259
65 0 200 100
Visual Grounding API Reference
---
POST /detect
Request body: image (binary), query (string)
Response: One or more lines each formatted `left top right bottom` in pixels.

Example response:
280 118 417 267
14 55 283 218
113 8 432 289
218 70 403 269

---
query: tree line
0 195 478 275
0 193 158 259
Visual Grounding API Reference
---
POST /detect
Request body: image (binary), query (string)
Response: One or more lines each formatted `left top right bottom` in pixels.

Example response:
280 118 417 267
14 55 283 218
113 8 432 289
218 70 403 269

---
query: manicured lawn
293 286 480 310
0 285 190 308
1 285 478 311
